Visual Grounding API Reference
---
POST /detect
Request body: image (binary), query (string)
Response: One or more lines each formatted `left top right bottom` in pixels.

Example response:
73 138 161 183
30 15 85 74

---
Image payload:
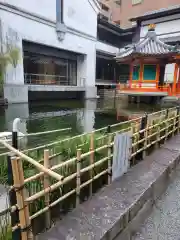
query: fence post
140 115 148 160
142 114 148 159
89 133 94 197
177 106 180 133
7 155 21 240
76 149 81 206
165 109 169 141
44 149 51 229
172 109 177 136
11 156 31 240
107 126 112 185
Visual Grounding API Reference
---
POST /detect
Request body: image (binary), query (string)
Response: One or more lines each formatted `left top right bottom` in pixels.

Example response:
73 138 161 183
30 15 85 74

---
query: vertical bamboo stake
178 107 180 133
142 115 148 159
107 126 112 185
131 124 135 165
165 109 169 141
155 123 160 149
173 109 177 135
11 156 31 240
143 124 148 158
76 149 81 206
89 133 94 197
44 149 51 229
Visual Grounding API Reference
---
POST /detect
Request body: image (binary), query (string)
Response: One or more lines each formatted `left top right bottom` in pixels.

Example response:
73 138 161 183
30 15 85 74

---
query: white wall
0 0 100 87
1 0 56 21
140 15 180 39
0 0 99 38
96 41 119 55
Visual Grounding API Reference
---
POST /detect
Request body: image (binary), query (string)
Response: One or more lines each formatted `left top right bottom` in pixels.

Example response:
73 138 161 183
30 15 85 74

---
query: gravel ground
132 165 180 240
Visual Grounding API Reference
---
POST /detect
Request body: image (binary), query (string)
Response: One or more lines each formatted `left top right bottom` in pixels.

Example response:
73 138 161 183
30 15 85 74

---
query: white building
0 0 123 103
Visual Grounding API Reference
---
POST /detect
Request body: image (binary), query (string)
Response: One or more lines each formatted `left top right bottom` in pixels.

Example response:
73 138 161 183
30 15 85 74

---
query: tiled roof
116 28 177 61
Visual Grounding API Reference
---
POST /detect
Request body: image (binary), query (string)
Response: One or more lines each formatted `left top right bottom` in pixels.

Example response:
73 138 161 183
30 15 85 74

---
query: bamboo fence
0 107 179 239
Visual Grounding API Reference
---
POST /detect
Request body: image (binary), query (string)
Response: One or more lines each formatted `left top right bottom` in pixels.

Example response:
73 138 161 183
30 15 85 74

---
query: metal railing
24 74 86 87
0 107 179 239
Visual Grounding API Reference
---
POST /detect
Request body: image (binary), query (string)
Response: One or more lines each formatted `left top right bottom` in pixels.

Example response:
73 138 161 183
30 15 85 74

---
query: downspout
56 0 66 41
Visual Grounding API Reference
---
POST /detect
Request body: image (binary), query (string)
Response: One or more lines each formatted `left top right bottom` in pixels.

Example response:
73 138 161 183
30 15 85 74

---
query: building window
24 54 77 86
132 65 140 81
143 65 157 80
132 0 142 5
115 0 121 6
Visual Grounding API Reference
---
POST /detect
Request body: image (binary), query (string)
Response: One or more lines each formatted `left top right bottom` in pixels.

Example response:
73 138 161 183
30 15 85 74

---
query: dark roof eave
98 16 136 34
130 6 180 22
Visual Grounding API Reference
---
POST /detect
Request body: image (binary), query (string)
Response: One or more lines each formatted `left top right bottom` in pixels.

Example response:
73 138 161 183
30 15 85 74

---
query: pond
0 98 161 150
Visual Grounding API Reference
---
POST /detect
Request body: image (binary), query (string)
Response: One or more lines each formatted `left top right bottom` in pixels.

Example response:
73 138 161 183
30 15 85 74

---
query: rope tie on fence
20 224 32 233
14 184 25 192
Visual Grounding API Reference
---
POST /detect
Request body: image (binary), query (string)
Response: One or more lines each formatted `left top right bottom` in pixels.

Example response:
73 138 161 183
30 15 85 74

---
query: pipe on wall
56 0 63 23
56 0 66 41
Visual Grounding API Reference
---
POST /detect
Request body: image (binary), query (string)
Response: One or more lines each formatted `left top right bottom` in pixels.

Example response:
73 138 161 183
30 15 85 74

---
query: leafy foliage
0 45 20 94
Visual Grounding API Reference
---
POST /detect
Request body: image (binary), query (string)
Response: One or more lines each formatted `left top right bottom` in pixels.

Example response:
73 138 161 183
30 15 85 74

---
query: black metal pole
12 131 18 149
8 122 21 239
139 114 148 160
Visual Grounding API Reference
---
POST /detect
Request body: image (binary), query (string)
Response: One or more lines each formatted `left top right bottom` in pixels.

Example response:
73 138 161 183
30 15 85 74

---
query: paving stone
132 165 180 240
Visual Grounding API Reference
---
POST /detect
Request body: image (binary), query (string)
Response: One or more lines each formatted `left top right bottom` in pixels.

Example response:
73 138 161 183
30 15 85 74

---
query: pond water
0 98 161 150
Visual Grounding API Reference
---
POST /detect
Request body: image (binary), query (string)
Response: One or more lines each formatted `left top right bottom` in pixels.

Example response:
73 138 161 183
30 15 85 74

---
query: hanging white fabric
112 131 132 182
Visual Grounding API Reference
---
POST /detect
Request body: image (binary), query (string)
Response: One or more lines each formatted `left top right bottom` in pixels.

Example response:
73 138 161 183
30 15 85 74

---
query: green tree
0 45 20 96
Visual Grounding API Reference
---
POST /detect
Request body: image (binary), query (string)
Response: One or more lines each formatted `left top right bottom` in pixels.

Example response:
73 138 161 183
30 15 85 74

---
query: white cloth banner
112 131 132 182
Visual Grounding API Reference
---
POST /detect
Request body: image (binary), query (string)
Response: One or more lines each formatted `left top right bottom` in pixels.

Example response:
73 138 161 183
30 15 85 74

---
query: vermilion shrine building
116 24 180 99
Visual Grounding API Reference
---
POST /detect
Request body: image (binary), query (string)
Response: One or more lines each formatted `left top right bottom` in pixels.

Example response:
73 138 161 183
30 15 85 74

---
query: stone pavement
132 165 180 240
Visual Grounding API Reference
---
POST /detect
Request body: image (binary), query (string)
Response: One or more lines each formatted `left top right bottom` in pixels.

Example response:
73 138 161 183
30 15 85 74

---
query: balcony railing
24 74 86 87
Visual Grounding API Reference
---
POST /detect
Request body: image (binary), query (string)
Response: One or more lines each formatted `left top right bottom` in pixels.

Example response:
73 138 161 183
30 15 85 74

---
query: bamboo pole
0 108 175 158
89 133 94 196
155 124 160 149
11 156 31 240
143 124 148 159
107 132 112 185
178 109 180 133
0 139 63 182
165 109 169 141
21 117 141 154
24 127 71 138
76 149 81 206
30 169 109 221
44 149 51 229
173 110 177 135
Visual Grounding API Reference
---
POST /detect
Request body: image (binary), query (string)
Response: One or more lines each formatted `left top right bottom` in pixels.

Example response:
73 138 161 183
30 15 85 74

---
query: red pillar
173 63 178 96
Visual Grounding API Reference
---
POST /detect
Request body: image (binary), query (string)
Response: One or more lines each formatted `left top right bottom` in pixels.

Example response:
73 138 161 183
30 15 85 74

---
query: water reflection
0 98 162 149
